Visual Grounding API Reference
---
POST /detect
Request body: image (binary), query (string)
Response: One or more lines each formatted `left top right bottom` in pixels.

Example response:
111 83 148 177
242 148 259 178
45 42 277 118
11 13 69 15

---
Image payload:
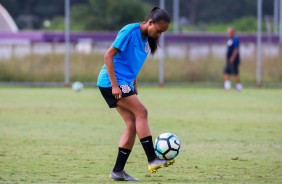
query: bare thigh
117 95 147 118
117 95 151 139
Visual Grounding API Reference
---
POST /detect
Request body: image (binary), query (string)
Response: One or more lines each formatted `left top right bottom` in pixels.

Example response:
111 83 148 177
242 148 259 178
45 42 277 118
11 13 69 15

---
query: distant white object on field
72 82 84 92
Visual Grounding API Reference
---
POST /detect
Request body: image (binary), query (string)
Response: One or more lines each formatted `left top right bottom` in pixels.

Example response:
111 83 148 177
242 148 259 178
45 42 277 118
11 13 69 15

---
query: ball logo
145 41 149 53
120 85 131 93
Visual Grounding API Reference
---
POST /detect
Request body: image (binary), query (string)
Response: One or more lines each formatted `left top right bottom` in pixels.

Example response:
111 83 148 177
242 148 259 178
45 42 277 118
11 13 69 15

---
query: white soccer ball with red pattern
154 133 181 160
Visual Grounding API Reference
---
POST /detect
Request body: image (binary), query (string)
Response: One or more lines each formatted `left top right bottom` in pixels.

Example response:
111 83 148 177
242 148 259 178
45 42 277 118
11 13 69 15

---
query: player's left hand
112 86 122 99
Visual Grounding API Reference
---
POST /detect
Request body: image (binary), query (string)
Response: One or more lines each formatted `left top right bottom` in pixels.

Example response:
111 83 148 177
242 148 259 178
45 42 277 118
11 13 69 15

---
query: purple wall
0 31 279 44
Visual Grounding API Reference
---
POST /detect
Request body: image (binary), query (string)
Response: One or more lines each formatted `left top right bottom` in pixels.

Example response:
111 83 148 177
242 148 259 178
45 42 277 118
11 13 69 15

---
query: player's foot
236 83 243 92
148 157 175 173
224 80 231 90
109 170 140 182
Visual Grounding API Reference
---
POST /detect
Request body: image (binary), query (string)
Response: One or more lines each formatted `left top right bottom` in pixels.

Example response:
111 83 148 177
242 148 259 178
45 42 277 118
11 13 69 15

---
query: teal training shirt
97 23 149 90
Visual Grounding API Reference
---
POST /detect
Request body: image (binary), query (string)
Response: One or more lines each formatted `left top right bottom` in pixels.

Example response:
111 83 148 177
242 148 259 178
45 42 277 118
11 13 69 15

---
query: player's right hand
112 86 122 100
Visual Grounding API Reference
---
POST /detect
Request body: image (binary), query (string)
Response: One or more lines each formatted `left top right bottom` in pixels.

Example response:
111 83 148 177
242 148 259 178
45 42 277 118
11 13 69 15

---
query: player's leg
117 95 155 160
234 62 243 91
110 106 139 181
224 64 232 90
117 95 151 139
224 74 230 81
116 106 136 149
224 74 231 90
117 95 174 173
99 86 139 181
235 75 241 83
235 75 243 91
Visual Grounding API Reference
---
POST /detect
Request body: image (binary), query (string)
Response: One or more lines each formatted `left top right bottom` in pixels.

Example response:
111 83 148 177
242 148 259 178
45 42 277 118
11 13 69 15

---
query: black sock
112 147 131 172
140 136 156 162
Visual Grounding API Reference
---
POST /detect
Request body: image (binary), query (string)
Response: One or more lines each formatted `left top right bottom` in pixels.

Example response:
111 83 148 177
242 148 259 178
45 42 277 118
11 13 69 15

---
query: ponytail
145 7 170 55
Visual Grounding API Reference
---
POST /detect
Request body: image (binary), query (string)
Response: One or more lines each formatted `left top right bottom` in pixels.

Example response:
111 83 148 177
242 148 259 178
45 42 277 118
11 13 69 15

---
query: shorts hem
99 86 135 108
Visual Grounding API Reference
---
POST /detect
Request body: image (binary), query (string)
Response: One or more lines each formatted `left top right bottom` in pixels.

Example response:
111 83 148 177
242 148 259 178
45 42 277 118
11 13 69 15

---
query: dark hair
145 7 170 55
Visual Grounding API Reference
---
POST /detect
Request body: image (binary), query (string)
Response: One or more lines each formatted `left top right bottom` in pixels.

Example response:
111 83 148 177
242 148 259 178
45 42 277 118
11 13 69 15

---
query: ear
148 19 154 26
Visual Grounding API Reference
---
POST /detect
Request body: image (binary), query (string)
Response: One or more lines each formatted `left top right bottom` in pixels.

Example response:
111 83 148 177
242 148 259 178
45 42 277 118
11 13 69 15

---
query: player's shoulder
119 23 140 34
233 36 239 42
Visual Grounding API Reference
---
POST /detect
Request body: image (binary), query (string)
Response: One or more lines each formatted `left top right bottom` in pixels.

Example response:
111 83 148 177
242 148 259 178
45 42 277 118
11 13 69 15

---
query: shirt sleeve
112 28 132 52
233 37 239 49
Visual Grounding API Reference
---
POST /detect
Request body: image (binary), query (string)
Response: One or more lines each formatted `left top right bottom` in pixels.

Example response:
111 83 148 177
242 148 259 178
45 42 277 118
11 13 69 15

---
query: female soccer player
97 7 173 182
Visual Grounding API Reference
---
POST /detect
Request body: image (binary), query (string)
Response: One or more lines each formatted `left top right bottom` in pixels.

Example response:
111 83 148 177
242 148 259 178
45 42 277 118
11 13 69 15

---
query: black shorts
99 85 136 108
224 62 240 75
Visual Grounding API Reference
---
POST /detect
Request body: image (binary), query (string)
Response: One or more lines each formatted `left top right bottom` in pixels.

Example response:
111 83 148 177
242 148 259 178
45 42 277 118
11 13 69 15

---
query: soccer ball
154 133 181 160
72 82 84 92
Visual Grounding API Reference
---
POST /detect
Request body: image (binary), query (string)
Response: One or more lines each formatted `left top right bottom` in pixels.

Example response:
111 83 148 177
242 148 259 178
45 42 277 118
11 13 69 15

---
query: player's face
227 28 234 38
148 20 169 39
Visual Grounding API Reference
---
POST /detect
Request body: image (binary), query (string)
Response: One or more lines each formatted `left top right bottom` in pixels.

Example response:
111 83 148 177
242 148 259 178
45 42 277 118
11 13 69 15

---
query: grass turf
0 87 281 183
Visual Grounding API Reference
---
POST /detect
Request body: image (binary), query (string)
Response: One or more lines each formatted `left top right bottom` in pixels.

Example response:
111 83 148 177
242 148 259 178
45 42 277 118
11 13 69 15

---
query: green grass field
0 87 281 183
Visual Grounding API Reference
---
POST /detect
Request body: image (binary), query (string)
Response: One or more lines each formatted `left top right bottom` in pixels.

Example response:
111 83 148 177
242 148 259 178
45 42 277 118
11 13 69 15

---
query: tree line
0 0 275 32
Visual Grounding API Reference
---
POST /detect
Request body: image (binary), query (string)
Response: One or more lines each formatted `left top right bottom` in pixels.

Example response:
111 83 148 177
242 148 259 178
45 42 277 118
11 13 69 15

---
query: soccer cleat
224 80 231 90
109 170 140 182
236 83 243 92
148 157 175 173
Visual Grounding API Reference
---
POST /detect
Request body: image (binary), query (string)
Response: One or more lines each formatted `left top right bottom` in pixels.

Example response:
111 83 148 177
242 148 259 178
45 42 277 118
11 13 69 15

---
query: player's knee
138 106 148 119
133 106 148 120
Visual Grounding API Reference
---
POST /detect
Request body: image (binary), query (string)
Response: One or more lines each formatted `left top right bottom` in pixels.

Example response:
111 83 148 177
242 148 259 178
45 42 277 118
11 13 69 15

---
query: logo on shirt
227 39 233 46
120 85 131 93
145 41 149 53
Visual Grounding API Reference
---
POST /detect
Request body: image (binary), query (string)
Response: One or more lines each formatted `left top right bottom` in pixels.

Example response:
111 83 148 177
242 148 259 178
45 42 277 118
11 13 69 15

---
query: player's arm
133 79 138 95
229 38 239 64
229 49 238 64
104 46 122 99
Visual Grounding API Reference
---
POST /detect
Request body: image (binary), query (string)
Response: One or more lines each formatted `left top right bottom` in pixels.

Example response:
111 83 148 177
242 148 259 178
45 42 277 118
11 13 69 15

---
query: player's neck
140 22 148 39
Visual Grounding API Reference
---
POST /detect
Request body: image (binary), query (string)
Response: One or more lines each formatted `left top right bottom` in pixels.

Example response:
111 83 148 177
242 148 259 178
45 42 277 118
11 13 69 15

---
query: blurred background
0 0 281 87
